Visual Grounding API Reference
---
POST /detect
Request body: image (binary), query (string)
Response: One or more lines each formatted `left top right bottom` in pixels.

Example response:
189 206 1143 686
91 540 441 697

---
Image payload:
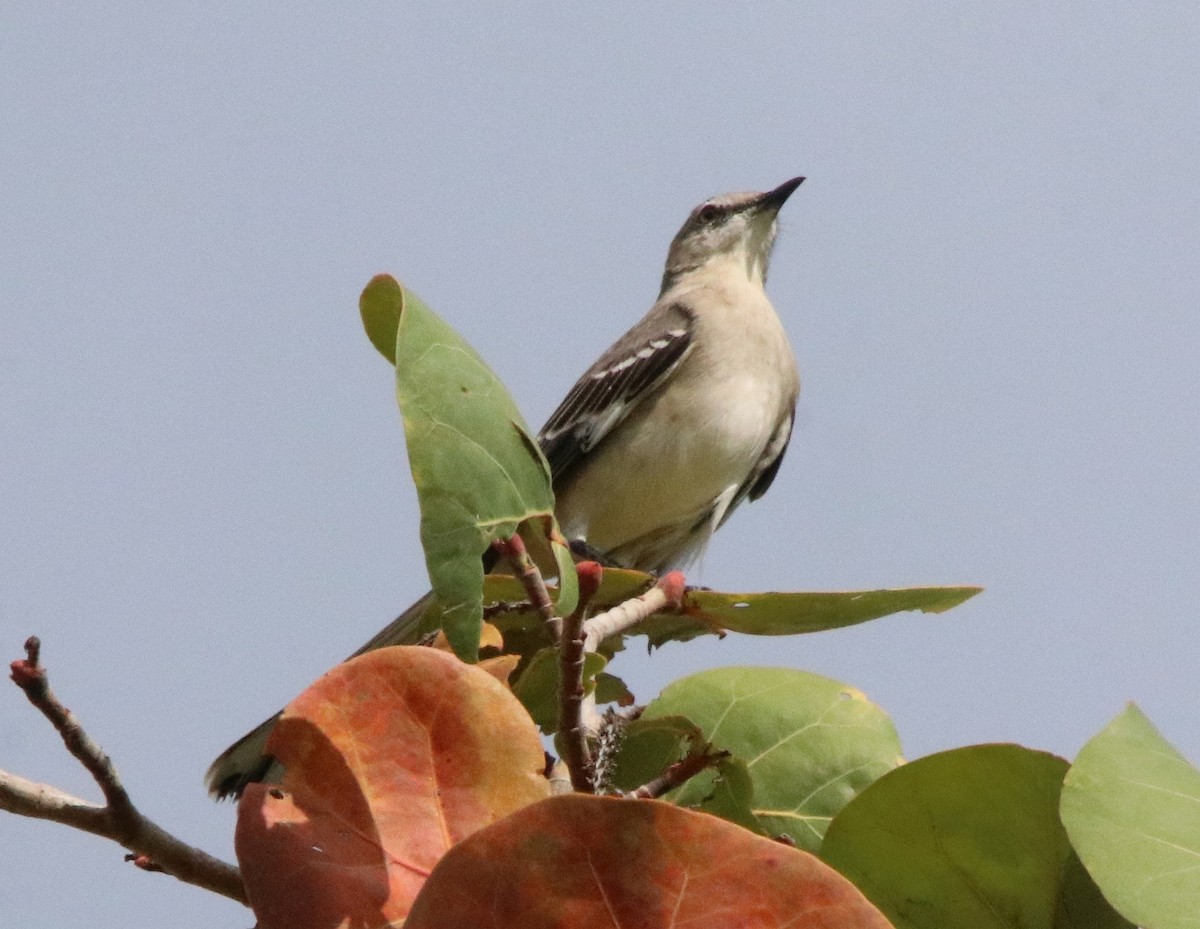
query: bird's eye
697 204 720 224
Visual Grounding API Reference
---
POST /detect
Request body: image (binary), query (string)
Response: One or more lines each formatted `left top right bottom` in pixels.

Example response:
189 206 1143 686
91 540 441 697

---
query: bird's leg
568 538 628 570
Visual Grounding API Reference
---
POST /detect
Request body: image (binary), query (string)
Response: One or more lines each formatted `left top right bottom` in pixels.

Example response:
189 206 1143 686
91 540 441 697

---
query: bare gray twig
4 637 247 905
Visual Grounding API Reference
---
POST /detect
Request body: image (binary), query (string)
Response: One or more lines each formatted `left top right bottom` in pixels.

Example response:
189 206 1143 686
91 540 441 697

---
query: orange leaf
405 794 895 929
235 646 549 929
478 653 519 686
431 620 504 653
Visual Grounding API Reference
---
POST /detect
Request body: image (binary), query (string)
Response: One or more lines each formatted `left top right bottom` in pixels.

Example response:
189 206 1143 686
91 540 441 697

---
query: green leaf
1056 852 1140 929
673 585 982 640
820 745 1134 929
603 713 761 832
359 275 576 659
593 671 633 707
607 714 706 794
1061 703 1200 929
612 667 902 851
689 755 760 834
478 572 982 655
359 274 402 364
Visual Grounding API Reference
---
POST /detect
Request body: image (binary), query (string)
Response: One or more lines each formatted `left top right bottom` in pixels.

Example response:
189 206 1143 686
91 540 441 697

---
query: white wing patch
538 308 695 485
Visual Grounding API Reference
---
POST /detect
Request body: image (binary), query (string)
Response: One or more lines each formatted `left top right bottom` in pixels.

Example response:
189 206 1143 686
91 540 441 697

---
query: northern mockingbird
206 177 804 798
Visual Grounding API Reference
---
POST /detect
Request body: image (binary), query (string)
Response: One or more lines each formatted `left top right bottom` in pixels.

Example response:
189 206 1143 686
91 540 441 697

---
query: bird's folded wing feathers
538 301 696 485
717 410 795 529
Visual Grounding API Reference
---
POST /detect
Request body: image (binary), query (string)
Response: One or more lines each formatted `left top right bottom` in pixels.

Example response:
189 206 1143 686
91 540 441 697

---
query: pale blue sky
3 4 1198 925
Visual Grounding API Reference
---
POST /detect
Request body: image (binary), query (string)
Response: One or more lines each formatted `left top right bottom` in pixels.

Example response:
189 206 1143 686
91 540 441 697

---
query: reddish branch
2 637 247 905
493 534 561 641
558 562 603 793
487 542 696 797
626 747 731 800
558 566 692 795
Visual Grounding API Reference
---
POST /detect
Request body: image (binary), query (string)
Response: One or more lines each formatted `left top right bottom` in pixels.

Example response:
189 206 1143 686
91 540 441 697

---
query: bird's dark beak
756 176 806 212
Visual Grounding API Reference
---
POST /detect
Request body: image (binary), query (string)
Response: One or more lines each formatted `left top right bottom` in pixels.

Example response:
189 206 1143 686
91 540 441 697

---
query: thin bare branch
5 638 248 905
11 636 134 819
626 747 730 801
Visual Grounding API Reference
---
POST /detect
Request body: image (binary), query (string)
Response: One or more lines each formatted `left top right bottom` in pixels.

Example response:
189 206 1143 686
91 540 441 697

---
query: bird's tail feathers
204 591 436 799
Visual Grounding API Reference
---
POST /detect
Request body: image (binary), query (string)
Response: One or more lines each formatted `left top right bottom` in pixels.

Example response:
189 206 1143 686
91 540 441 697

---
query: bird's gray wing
716 410 795 529
538 301 695 488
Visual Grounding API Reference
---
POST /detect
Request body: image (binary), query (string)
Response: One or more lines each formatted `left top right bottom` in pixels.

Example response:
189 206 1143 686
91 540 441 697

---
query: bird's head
662 176 804 292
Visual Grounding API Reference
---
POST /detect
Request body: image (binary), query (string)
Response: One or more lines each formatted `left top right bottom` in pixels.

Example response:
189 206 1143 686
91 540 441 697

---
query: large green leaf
1061 704 1200 929
609 667 902 851
820 745 1134 929
683 586 982 635
359 275 576 659
478 571 981 656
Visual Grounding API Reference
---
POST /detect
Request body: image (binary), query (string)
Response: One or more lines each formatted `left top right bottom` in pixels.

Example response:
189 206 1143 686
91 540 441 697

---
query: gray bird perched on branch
207 177 805 798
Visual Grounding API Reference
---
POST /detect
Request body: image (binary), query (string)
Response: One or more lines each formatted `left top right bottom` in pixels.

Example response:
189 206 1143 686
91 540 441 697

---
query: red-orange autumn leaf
405 794 895 929
234 646 549 929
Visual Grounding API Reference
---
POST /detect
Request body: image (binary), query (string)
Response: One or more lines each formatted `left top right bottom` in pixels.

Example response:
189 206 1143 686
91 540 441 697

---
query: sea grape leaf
235 647 549 929
359 275 576 659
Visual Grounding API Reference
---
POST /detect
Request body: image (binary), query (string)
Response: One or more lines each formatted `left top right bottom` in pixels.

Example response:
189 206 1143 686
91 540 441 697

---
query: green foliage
609 667 902 850
820 745 1133 929
9 274 1196 928
476 570 982 653
1061 704 1200 929
338 275 1196 929
682 586 981 636
359 275 576 659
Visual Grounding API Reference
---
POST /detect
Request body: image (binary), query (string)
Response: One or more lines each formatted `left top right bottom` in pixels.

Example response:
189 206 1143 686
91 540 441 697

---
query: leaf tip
922 585 985 613
359 273 406 365
364 272 401 292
